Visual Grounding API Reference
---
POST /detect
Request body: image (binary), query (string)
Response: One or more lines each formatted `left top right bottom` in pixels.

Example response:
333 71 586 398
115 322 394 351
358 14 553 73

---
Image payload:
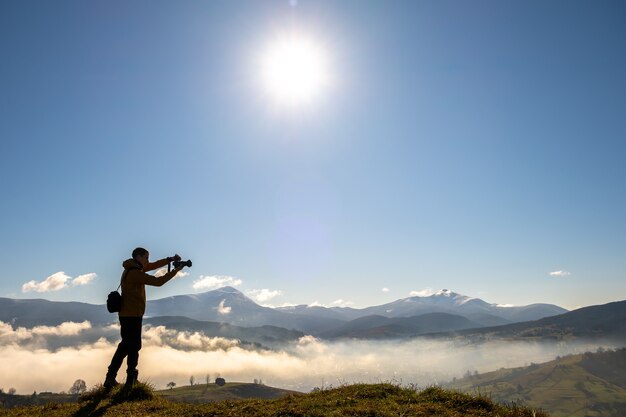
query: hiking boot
104 370 119 389
123 370 138 391
103 377 119 389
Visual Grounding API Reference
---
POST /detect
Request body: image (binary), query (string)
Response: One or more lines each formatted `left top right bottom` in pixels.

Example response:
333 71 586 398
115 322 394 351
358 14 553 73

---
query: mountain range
0 287 568 337
276 289 566 324
435 299 626 343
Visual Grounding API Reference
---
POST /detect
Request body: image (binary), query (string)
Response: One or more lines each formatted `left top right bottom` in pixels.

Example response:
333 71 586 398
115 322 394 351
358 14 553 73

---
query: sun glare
259 33 330 107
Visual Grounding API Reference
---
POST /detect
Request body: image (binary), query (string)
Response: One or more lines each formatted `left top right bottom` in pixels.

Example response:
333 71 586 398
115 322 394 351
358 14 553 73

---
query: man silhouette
104 247 186 390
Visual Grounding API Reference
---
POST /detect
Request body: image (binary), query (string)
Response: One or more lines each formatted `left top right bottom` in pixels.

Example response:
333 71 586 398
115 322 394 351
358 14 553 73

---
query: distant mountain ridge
0 297 109 327
0 287 569 337
320 312 484 339
276 289 567 323
144 287 345 334
429 299 626 343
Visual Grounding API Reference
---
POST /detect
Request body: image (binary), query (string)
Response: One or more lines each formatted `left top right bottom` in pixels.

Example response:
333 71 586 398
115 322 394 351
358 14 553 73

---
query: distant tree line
0 388 17 395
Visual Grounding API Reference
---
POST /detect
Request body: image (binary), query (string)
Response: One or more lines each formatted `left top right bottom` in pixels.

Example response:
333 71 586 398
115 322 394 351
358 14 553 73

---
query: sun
259 33 330 107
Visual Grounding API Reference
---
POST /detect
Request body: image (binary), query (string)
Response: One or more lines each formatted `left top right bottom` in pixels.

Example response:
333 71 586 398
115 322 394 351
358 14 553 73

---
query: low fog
0 320 613 394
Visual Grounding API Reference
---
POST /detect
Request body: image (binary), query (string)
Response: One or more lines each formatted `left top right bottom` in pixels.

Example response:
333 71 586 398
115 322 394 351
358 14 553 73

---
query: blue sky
1 0 625 310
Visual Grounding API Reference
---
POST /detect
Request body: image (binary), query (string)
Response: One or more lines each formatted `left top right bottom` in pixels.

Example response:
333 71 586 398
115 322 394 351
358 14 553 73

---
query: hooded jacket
119 258 177 317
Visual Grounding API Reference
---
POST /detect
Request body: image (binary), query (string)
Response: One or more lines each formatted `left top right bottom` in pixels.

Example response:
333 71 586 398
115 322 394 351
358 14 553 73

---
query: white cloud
22 272 71 293
155 267 189 279
142 325 239 351
192 275 242 291
31 321 92 336
22 272 97 293
217 299 231 315
247 289 284 303
331 299 354 307
296 335 327 355
0 321 611 394
409 288 436 297
0 322 33 343
72 273 97 286
381 287 390 293
549 270 571 277
297 335 320 346
0 321 92 344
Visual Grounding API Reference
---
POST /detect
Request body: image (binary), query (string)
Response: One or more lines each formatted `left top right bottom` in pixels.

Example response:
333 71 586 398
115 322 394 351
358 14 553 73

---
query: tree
8 388 16 395
253 378 258 384
189 376 195 386
205 374 210 385
69 379 87 395
167 382 176 390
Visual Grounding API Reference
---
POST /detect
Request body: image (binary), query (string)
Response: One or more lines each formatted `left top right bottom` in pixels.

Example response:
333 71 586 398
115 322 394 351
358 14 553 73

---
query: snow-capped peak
407 289 480 307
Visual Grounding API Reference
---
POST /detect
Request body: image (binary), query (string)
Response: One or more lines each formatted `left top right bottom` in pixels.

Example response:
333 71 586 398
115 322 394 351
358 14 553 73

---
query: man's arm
144 254 181 272
133 267 183 287
143 258 170 272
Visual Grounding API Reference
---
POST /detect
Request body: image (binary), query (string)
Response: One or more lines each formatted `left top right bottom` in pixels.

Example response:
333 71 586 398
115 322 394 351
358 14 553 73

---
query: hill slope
437 300 626 343
0 297 109 327
321 312 484 339
156 382 298 403
0 383 547 417
144 316 305 346
446 348 626 417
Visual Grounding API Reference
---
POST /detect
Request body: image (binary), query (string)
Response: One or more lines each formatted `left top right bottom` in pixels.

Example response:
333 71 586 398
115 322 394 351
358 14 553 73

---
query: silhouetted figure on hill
104 247 187 391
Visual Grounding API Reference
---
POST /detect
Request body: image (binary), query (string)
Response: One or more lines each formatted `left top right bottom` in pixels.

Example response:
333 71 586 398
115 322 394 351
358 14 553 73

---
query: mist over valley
1 287 624 398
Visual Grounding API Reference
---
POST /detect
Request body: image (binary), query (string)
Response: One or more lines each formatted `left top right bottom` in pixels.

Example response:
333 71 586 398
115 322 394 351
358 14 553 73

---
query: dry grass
0 383 549 417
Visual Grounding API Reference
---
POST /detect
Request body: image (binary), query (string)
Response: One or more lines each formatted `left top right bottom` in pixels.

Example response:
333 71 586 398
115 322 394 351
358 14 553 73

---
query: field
0 383 548 417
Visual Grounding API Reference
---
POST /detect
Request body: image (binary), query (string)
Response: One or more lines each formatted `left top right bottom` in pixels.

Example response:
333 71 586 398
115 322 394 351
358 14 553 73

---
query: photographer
104 247 187 390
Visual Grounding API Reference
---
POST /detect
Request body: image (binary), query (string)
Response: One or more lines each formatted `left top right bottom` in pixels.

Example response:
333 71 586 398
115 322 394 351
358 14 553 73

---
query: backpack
106 290 122 313
106 269 130 313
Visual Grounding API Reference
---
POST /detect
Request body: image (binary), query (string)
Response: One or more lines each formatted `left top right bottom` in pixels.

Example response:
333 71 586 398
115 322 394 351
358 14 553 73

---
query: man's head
132 247 149 268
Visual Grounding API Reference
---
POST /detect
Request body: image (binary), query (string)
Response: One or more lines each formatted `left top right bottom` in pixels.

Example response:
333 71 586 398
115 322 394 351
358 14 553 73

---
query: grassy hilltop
157 381 300 403
0 383 547 417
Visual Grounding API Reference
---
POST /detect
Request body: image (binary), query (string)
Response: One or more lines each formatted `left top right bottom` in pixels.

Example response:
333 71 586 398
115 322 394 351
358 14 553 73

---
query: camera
173 259 192 268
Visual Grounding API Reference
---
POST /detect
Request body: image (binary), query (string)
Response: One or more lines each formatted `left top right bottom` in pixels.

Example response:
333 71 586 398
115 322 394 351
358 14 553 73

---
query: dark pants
107 316 142 378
